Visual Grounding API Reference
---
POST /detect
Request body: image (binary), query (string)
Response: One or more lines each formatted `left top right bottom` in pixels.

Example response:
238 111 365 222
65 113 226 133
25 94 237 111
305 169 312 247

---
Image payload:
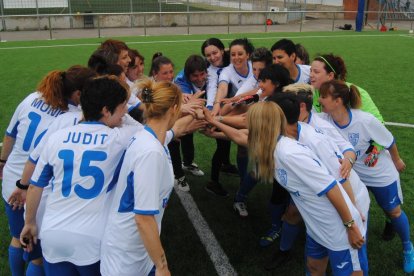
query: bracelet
343 219 355 228
16 179 29 190
213 101 220 105
347 157 355 167
218 116 224 122
0 159 7 163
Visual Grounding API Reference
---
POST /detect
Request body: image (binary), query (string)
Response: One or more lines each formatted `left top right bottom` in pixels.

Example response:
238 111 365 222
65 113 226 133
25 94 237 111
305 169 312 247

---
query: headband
318 56 337 75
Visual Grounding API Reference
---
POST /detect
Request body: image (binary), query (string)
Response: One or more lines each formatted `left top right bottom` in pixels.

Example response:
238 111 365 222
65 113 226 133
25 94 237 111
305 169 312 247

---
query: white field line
385 122 414 128
173 187 237 276
0 33 404 50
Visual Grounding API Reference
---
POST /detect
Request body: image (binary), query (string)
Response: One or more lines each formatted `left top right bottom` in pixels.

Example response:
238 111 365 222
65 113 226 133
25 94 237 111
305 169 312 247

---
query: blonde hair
138 79 182 120
282 83 314 95
247 102 286 183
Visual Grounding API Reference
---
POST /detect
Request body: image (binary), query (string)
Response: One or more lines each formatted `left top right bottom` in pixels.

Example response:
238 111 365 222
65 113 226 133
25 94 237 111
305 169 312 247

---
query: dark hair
314 54 347 81
128 49 144 68
251 47 272 67
88 48 117 70
88 52 124 77
201 38 225 54
201 37 230 67
258 64 293 94
295 44 310 65
184 55 207 79
81 76 129 121
229 38 254 55
270 39 296 56
98 39 129 63
149 52 174 77
320 80 361 109
269 92 300 124
37 65 96 110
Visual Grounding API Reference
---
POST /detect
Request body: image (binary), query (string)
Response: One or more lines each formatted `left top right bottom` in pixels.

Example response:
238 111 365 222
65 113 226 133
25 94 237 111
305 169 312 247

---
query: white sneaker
233 202 248 217
182 162 204 176
175 176 190 192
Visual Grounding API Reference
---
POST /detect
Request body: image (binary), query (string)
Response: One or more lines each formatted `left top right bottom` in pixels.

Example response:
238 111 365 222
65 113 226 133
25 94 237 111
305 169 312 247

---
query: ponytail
349 84 361 109
320 80 361 109
37 66 96 111
37 70 67 110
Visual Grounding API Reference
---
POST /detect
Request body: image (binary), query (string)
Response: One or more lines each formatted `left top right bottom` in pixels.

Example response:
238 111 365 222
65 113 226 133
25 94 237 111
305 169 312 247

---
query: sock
391 211 412 251
26 262 45 276
269 203 286 231
280 222 301 251
8 245 25 276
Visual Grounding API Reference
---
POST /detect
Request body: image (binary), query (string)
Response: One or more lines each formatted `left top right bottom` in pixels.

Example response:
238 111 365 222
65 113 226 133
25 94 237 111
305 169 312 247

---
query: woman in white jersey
319 80 414 273
19 76 139 276
248 102 366 276
100 79 182 276
0 66 95 276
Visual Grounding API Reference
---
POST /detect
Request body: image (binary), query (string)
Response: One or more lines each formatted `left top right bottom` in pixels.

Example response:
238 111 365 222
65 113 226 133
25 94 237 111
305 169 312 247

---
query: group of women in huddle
0 35 412 276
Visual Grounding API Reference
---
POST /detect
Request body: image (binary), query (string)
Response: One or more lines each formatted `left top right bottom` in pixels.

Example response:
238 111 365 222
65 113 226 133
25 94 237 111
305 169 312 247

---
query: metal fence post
97 15 101 38
129 0 133 27
144 13 147 36
0 0 6 31
227 12 230 34
35 0 40 31
265 11 268 32
68 0 73 28
331 11 336 31
300 11 304 32
187 0 190 35
238 0 241 25
48 16 52 40
159 1 162 27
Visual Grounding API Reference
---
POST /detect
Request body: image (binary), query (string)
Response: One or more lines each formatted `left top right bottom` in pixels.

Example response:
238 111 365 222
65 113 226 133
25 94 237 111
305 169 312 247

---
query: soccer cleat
182 162 205 176
205 181 228 197
382 220 395 241
403 244 414 273
174 176 190 192
233 202 248 217
220 164 239 176
264 249 292 271
259 226 281 248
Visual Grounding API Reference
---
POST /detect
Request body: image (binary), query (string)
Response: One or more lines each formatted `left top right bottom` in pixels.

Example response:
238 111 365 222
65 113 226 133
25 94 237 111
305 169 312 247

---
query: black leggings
210 138 231 182
168 133 195 179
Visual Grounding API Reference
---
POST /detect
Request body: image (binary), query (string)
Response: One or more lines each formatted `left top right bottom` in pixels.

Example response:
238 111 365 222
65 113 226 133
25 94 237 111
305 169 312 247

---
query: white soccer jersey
307 111 355 156
297 122 370 231
2 92 69 201
219 62 253 98
322 109 398 187
275 136 364 251
235 75 258 96
206 65 222 108
295 64 310 84
30 121 140 266
100 127 174 276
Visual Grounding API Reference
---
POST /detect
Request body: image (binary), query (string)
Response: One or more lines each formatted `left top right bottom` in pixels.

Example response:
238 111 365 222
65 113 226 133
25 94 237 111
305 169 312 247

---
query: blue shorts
306 234 368 276
368 181 401 211
3 199 24 239
43 259 100 276
148 266 156 276
23 239 43 262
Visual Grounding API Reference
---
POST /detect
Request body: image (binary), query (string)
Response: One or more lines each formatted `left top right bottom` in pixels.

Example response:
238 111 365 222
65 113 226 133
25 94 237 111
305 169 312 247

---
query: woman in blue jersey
0 66 95 276
248 101 366 276
318 79 413 273
20 76 139 276
100 79 182 276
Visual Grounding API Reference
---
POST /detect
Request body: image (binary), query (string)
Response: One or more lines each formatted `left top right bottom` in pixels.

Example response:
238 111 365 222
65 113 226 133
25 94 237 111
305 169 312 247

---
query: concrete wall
1 11 338 31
